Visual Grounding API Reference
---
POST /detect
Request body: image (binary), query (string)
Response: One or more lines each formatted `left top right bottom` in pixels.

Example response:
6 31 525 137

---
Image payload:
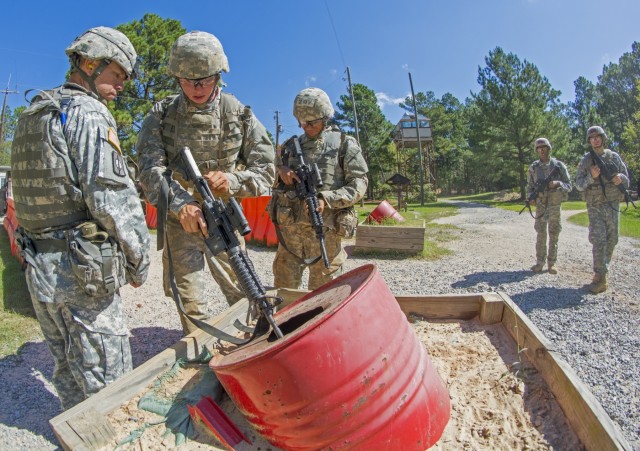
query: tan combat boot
589 274 608 293
531 263 544 273
547 264 558 274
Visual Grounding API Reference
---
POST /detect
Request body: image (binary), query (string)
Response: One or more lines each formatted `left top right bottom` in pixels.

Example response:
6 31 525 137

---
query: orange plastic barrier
3 198 25 267
145 201 157 229
241 196 278 247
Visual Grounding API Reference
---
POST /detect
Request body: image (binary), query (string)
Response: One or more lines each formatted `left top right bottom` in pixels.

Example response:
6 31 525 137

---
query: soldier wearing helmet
268 88 368 290
10 27 150 410
137 31 275 335
575 125 630 293
65 26 138 102
526 138 572 274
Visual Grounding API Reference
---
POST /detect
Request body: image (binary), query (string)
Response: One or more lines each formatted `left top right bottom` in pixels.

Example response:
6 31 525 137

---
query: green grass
0 227 41 357
353 201 460 260
567 206 640 239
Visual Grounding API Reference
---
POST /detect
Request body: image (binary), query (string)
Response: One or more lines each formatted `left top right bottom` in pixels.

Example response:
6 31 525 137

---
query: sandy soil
105 316 581 451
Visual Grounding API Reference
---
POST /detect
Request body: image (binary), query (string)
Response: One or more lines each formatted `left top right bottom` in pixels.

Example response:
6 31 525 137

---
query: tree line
1 13 638 202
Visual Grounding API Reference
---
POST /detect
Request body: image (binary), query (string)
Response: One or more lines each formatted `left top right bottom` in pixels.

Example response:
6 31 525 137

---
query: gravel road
1 200 638 449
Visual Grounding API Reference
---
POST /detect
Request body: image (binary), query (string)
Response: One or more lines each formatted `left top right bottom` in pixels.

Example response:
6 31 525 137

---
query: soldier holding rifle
269 88 368 290
526 138 571 274
575 126 631 293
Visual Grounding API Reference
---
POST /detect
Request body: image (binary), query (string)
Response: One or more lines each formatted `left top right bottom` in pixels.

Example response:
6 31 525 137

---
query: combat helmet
66 26 138 78
293 88 335 122
586 126 608 144
167 31 229 79
534 137 551 151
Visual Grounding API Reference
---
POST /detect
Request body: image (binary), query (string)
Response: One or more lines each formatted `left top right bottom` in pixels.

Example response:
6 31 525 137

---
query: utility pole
274 111 283 149
0 75 19 144
408 72 425 206
347 66 366 204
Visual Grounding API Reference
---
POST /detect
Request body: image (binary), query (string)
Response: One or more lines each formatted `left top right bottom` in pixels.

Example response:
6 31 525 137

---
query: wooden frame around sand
50 289 631 451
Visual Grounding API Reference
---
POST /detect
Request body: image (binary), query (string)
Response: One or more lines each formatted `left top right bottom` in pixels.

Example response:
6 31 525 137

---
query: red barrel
210 264 450 450
368 200 405 223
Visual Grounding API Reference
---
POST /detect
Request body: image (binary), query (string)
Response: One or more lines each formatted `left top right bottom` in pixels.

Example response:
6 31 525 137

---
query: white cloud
401 63 409 71
376 92 406 110
304 76 317 87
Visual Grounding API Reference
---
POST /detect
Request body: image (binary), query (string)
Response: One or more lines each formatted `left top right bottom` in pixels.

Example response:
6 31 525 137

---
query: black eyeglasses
178 75 218 89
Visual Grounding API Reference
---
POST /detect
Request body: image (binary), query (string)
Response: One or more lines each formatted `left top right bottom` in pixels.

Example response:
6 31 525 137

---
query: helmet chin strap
75 59 111 102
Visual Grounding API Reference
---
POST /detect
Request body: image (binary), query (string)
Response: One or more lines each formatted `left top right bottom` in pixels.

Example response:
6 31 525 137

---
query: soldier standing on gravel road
526 137 572 274
269 88 368 290
10 27 150 410
575 126 630 293
137 31 275 334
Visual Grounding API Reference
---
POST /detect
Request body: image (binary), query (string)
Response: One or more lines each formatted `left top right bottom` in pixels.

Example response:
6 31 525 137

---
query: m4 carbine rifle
519 164 560 216
181 146 284 340
589 149 637 209
290 136 330 268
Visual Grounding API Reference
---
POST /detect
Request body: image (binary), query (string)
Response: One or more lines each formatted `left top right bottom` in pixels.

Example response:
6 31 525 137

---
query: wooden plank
65 408 115 450
355 224 425 252
396 293 482 320
478 292 505 324
496 292 631 451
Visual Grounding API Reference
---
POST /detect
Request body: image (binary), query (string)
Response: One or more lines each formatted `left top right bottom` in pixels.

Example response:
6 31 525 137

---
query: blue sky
1 0 639 141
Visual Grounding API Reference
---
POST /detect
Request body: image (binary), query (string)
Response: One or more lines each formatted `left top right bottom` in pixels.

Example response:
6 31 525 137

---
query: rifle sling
272 218 322 266
159 177 254 345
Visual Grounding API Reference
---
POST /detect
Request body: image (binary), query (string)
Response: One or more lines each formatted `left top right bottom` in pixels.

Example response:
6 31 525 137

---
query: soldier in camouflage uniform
10 27 150 410
575 126 630 293
137 31 275 334
270 88 368 290
526 138 572 274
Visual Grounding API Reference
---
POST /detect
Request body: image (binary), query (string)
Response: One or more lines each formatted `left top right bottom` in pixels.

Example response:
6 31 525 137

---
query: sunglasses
178 75 218 89
300 118 324 127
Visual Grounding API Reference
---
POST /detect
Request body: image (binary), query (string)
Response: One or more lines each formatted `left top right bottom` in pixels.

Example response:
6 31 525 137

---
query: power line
324 0 347 70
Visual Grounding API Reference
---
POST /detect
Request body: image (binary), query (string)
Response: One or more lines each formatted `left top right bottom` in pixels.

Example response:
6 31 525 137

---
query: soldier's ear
81 58 99 75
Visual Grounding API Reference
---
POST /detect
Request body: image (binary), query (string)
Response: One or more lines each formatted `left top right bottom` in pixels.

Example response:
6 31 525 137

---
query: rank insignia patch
108 127 122 154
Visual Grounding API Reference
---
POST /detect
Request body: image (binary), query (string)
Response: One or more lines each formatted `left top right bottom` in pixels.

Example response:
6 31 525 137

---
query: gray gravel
1 200 638 450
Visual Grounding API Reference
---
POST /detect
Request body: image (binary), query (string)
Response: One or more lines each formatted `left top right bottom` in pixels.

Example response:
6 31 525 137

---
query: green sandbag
118 346 223 446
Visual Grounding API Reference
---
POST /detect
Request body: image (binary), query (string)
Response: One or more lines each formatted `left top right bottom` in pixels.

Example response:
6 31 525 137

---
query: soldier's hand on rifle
548 180 560 189
204 171 230 195
590 165 601 179
277 165 301 186
178 202 208 236
304 197 325 215
612 174 623 185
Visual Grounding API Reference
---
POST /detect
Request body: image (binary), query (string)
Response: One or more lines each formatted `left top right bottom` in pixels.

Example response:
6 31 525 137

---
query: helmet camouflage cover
293 88 335 122
534 137 551 151
65 27 138 78
167 31 229 79
586 125 608 144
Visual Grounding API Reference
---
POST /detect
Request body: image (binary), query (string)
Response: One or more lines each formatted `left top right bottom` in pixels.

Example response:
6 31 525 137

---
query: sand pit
106 316 582 450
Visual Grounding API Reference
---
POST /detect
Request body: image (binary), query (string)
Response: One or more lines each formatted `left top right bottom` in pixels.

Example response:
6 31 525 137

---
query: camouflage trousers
30 294 132 411
163 216 244 335
533 203 562 265
587 202 620 275
273 225 346 291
